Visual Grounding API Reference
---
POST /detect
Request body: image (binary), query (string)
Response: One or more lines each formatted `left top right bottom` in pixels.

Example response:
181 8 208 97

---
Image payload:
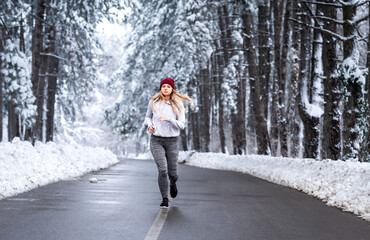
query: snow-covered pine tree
106 0 216 152
207 1 226 153
339 0 368 161
215 3 229 153
105 0 179 146
30 0 124 142
365 2 370 162
221 2 247 155
1 39 36 141
0 0 32 142
181 0 213 152
171 0 195 150
319 0 341 160
220 1 246 154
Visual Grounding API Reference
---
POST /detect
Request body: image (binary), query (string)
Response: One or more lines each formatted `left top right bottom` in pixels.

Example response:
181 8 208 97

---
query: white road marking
144 207 170 240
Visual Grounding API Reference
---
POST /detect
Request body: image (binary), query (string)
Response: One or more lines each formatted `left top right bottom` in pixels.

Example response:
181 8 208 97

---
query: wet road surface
0 159 369 240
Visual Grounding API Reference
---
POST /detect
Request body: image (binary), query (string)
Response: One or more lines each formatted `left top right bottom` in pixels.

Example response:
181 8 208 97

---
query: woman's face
161 84 173 97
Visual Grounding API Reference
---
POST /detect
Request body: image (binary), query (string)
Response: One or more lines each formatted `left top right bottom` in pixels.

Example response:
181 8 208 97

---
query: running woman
145 78 192 208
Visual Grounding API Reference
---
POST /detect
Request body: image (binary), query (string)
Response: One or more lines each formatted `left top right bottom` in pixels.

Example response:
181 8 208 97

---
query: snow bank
0 138 119 199
182 152 370 221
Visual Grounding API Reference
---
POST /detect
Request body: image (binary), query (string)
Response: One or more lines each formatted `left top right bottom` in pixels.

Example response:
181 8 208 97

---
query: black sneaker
160 198 169 208
170 184 178 198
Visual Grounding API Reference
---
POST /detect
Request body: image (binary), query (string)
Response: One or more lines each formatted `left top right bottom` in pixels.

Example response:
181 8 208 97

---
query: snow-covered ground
174 151 369 222
0 138 119 199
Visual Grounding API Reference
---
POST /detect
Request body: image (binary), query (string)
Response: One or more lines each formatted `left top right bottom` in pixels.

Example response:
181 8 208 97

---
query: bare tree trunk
288 0 301 157
299 8 320 159
19 18 25 53
270 0 284 156
46 25 58 142
31 0 46 142
256 0 271 152
0 31 3 142
181 129 188 151
0 78 2 141
242 5 270 155
257 1 271 120
34 55 47 142
31 0 46 98
321 0 340 160
217 6 228 153
234 64 247 155
198 68 210 152
218 77 226 153
278 0 290 157
7 102 19 141
210 50 217 142
190 109 200 151
189 76 200 151
211 40 225 152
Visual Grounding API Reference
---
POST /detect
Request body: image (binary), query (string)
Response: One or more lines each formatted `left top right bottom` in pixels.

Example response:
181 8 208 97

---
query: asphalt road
0 159 369 240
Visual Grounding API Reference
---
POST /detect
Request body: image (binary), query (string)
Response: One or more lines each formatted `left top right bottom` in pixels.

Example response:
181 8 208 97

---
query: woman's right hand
148 126 155 133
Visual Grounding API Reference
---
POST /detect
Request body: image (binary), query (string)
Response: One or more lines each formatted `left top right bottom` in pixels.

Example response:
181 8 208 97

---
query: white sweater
145 100 185 137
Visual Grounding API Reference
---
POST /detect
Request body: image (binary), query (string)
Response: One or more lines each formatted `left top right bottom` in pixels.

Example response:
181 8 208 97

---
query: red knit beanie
160 78 175 90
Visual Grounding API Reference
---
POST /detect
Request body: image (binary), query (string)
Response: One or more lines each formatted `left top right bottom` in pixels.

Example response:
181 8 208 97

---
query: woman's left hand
159 116 166 121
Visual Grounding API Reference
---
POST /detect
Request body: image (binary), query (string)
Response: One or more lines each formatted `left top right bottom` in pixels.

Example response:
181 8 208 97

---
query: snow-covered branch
313 15 344 25
28 12 52 27
303 1 368 26
354 14 369 25
241 32 252 39
39 52 69 62
357 36 368 43
302 1 342 8
303 0 369 8
39 73 59 77
339 0 370 7
355 0 370 7
302 2 322 27
289 18 354 42
338 0 353 6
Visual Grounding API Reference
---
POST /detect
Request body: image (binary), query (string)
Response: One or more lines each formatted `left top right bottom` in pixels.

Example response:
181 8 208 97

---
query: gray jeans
150 135 179 198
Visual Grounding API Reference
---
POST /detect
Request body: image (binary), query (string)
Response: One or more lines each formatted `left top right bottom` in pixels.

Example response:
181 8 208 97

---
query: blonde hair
150 89 193 115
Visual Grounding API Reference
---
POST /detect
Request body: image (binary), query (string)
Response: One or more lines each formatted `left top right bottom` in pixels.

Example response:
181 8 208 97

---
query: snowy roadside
176 151 370 222
0 138 119 199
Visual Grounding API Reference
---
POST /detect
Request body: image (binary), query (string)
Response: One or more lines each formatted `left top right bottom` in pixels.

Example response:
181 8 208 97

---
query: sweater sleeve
145 102 153 127
168 108 185 130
